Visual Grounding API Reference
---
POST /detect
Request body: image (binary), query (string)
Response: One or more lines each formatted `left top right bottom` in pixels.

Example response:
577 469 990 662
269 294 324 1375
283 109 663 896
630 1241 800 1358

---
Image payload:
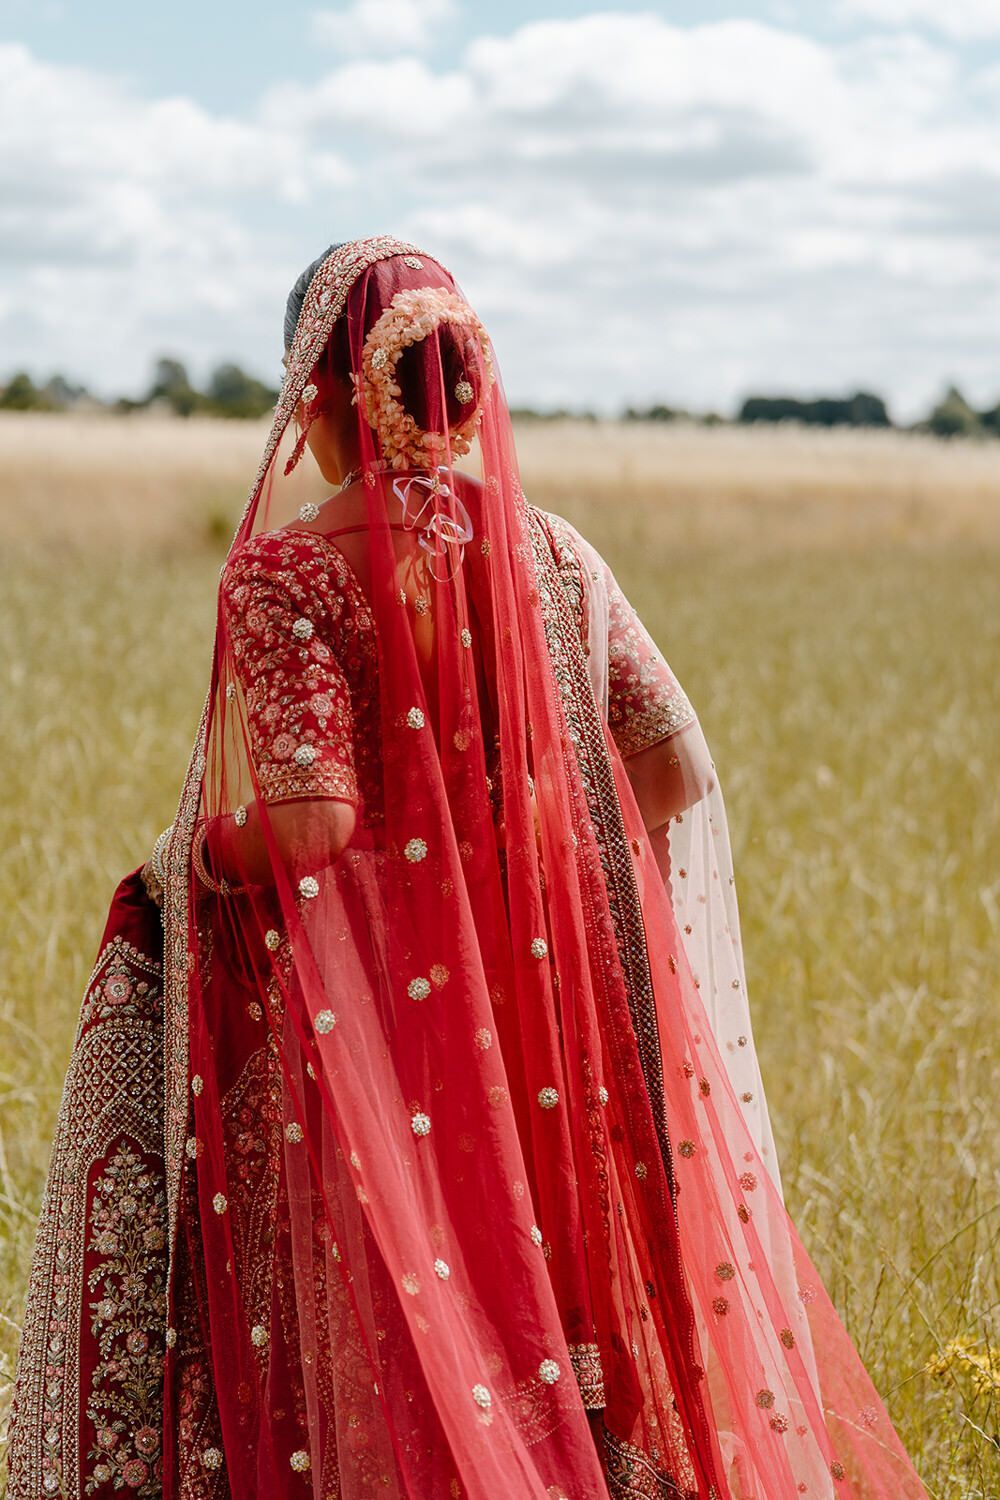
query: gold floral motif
220 529 376 809
605 588 696 759
83 1141 168 1497
602 1420 693 1498
6 927 166 1500
568 1342 606 1408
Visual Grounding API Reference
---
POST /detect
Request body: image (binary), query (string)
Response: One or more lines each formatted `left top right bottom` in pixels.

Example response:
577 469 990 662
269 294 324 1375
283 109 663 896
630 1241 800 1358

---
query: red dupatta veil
7 237 928 1499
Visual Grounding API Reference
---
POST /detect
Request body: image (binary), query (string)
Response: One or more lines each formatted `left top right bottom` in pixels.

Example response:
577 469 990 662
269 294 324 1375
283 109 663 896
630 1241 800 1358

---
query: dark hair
283 243 345 352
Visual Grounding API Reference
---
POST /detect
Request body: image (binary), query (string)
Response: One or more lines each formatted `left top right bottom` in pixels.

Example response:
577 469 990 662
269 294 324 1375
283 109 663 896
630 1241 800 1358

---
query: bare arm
624 719 715 834
200 796 357 892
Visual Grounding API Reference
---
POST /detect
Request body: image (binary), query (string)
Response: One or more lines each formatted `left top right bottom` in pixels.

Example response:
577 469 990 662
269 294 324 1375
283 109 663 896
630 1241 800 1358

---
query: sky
1 0 998 418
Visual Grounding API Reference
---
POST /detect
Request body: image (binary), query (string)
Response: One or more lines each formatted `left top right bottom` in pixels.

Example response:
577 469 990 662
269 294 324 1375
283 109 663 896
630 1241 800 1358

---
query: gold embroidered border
613 695 696 761
528 508 673 1186
568 1342 606 1409
258 762 359 806
602 1422 693 1499
6 935 165 1500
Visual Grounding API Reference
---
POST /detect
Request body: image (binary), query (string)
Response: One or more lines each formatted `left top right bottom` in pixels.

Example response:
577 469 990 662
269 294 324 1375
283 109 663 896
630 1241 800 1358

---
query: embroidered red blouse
220 515 694 819
220 528 379 809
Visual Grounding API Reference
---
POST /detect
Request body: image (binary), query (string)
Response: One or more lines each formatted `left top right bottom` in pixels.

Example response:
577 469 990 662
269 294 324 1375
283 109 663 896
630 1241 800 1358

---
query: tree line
0 358 279 420
620 387 1000 437
2 360 999 439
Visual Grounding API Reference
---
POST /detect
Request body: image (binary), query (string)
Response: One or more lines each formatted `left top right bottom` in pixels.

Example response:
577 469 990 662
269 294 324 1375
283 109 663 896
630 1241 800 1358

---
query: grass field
1 412 998 1495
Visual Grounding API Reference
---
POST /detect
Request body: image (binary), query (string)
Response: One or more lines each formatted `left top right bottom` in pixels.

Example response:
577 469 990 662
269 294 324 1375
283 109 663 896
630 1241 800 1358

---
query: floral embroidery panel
604 570 696 759
6 905 169 1500
221 529 380 809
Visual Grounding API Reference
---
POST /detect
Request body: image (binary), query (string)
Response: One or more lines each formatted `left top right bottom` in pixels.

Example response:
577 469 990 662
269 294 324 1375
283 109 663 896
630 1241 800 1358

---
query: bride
7 237 927 1497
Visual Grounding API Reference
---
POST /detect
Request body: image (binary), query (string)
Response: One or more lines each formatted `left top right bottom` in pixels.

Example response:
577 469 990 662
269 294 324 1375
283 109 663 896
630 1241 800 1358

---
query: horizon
2 359 990 433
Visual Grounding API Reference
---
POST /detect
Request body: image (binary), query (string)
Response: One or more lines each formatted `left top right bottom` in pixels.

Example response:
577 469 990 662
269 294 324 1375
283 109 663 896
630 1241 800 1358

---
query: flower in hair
354 287 495 470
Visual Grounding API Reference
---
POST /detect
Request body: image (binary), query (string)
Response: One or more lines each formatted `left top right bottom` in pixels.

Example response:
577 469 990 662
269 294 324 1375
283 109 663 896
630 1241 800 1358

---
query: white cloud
839 0 1000 40
3 14 999 418
0 43 353 395
256 15 1000 414
262 56 473 139
310 0 456 56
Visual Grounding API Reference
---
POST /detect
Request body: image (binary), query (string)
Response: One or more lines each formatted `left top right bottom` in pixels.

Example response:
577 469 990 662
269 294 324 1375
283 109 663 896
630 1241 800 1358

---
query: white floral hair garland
353 287 495 469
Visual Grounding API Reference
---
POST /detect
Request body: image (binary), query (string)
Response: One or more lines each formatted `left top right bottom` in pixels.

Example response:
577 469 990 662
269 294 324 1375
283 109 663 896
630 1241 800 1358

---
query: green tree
0 372 47 410
624 403 680 422
147 357 203 417
41 374 88 409
927 386 981 439
977 401 1000 436
206 362 279 419
739 391 890 428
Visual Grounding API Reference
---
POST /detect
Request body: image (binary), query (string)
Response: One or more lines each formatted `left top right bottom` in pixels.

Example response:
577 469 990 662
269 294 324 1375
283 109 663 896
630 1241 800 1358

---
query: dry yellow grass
1 412 997 1494
3 410 1000 553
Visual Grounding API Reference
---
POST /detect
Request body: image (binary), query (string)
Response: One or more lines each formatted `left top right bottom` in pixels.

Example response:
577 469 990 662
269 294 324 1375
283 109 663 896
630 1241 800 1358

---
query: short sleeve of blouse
603 564 697 758
534 508 697 760
220 530 358 806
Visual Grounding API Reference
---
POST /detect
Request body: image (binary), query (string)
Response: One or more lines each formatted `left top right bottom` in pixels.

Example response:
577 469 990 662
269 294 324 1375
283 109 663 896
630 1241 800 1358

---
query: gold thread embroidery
6 931 165 1500
568 1342 606 1408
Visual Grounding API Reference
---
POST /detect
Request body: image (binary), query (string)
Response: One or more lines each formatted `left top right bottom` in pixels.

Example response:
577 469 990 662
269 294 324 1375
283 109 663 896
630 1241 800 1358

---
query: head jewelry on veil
283 240 346 352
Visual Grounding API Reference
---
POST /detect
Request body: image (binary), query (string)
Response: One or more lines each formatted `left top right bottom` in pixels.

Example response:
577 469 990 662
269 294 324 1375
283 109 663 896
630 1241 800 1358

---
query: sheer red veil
9 236 929 1500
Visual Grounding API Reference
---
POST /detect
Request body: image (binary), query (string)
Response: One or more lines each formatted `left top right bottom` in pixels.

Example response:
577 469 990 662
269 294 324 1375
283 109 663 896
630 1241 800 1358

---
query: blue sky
2 0 998 416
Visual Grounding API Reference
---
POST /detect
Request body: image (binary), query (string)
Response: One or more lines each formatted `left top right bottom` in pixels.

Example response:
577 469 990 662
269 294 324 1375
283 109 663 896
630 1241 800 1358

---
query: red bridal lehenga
7 238 928 1499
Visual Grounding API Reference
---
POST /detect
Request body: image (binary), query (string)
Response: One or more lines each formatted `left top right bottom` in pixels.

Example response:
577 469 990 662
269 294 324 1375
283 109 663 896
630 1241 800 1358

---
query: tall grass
1 414 997 1494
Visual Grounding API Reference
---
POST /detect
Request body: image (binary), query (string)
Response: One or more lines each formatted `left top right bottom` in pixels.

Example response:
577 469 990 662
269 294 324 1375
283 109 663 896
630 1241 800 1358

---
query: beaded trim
569 1341 606 1408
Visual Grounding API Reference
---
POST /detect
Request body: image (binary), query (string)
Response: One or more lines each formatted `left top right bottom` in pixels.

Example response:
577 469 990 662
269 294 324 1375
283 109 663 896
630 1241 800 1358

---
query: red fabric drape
8 238 929 1500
